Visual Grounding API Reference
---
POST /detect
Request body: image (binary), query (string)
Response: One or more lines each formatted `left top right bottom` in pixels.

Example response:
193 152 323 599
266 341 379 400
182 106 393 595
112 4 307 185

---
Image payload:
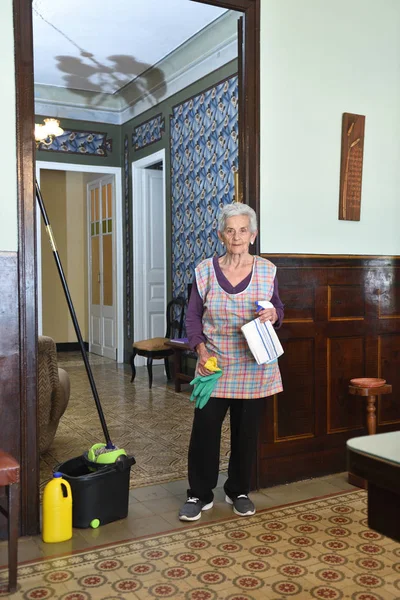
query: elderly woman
179 203 284 521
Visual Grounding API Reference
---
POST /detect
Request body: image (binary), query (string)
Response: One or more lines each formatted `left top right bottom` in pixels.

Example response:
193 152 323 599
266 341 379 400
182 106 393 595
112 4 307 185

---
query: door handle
97 273 100 283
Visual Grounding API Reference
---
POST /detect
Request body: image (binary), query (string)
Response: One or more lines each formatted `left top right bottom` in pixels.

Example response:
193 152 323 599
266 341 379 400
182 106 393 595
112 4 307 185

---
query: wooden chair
0 450 20 594
131 297 186 389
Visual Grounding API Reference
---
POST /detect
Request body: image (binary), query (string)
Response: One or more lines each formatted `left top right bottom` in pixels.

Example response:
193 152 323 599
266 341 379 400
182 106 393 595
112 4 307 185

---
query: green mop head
88 443 127 464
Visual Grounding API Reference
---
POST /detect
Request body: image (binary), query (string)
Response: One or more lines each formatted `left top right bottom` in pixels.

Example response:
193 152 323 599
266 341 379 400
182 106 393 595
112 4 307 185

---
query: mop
36 180 129 465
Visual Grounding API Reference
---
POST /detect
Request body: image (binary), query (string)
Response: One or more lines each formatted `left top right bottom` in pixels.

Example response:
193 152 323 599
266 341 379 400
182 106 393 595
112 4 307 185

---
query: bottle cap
53 471 62 478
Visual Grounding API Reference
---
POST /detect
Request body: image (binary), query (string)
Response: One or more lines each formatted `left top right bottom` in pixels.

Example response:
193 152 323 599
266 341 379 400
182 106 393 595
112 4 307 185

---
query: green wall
35 116 121 168
1 0 17 251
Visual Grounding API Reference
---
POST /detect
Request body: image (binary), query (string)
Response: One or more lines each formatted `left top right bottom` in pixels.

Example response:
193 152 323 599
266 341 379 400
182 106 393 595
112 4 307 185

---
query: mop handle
35 180 114 448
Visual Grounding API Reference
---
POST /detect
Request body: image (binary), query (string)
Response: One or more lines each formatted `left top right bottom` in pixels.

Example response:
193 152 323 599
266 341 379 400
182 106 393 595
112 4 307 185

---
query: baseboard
56 342 89 352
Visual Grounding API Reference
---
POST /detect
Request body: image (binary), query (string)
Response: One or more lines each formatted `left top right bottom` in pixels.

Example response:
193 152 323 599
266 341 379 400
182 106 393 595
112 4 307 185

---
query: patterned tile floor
40 352 230 491
4 487 399 600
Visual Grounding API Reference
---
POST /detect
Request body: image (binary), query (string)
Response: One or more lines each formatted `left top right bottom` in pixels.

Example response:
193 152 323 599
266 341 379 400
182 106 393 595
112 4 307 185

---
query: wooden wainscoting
258 254 400 487
0 253 20 537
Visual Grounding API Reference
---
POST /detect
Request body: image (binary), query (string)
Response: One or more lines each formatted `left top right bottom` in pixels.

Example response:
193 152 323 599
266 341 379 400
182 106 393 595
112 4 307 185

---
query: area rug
2 489 400 599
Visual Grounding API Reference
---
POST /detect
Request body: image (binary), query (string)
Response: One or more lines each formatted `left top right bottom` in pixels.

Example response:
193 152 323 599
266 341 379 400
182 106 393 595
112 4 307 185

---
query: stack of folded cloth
241 301 284 365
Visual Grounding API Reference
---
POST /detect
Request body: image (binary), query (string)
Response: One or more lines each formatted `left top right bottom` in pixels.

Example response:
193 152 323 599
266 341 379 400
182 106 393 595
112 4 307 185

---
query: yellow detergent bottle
42 472 73 543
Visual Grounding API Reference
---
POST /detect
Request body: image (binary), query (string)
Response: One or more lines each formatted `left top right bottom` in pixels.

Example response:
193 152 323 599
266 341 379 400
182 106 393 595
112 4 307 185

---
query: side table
347 432 400 542
165 340 195 392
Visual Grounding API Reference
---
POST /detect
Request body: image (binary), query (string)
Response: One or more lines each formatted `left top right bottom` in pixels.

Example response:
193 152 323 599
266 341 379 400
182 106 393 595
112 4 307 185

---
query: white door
133 156 166 366
144 169 165 340
88 176 117 359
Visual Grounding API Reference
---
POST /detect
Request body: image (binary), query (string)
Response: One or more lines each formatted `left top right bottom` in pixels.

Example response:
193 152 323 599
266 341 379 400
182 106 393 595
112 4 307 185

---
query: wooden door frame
14 0 260 533
14 0 39 535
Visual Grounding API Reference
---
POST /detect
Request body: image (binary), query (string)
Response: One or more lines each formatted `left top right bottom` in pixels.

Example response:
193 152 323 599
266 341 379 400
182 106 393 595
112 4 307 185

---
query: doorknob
97 273 100 283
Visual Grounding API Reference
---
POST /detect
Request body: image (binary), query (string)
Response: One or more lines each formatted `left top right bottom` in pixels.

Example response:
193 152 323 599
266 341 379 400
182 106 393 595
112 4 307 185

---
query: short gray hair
218 203 258 234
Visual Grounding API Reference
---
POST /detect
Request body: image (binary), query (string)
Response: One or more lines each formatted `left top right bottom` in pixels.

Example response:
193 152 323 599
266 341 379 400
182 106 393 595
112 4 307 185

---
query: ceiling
32 0 227 94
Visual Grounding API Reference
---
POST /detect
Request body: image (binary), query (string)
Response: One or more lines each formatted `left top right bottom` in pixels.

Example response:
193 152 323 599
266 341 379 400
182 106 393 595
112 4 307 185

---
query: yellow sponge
204 356 221 372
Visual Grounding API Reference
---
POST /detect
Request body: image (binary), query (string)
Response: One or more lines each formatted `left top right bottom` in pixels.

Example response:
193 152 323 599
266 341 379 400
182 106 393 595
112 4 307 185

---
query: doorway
36 162 124 363
14 0 260 534
132 150 167 366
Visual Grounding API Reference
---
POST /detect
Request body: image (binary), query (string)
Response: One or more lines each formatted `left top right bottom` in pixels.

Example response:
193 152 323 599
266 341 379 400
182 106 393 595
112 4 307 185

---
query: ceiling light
35 118 64 146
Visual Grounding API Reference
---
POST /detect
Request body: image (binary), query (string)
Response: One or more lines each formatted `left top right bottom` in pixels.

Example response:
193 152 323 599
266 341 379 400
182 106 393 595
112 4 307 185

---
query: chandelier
35 118 64 146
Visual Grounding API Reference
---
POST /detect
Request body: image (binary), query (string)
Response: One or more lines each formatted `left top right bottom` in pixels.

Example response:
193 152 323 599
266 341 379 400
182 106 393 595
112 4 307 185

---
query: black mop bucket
56 453 135 529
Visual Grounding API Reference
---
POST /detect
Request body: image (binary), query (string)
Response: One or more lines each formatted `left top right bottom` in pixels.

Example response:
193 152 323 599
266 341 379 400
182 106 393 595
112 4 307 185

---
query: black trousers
187 396 264 504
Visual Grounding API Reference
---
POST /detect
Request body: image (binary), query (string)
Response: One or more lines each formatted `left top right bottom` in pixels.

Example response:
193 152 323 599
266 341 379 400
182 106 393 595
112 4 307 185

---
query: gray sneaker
225 494 255 516
179 497 214 521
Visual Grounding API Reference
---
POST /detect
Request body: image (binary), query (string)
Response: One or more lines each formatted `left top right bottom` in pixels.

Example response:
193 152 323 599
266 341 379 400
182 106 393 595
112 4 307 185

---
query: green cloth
189 371 223 409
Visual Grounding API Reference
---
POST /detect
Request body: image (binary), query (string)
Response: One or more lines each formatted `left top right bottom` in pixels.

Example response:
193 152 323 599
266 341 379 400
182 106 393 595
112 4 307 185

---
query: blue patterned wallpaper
170 75 238 299
124 135 132 340
132 114 165 151
36 130 112 156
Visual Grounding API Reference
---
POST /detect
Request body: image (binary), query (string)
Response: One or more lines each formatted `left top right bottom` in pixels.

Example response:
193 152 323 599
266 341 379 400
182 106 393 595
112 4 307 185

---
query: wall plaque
339 112 365 221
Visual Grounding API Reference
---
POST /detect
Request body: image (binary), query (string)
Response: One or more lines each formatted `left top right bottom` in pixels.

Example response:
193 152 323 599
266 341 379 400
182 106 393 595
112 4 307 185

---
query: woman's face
218 215 256 255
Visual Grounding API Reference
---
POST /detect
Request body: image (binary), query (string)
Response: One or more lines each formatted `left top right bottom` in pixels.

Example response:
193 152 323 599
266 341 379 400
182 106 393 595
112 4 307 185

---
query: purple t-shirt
186 256 284 350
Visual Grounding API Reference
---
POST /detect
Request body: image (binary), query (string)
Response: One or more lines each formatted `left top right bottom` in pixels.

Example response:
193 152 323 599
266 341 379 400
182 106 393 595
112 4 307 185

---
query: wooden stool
0 450 20 594
349 381 392 435
348 380 392 489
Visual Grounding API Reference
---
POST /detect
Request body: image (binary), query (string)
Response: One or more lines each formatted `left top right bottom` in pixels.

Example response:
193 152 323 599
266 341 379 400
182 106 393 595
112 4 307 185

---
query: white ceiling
32 0 227 94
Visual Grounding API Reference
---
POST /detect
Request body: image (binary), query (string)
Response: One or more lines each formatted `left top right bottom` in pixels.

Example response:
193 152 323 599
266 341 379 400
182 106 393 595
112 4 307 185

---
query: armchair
38 335 70 454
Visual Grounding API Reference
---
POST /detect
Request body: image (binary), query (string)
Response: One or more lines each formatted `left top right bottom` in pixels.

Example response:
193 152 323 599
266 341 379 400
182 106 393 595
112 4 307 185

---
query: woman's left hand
257 307 277 324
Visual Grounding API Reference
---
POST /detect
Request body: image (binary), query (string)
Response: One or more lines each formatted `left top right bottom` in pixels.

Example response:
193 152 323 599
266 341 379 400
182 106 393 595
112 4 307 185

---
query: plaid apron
195 256 283 399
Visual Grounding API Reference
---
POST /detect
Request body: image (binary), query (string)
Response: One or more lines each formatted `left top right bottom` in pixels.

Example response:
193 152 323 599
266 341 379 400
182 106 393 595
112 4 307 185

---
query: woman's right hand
195 343 214 376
